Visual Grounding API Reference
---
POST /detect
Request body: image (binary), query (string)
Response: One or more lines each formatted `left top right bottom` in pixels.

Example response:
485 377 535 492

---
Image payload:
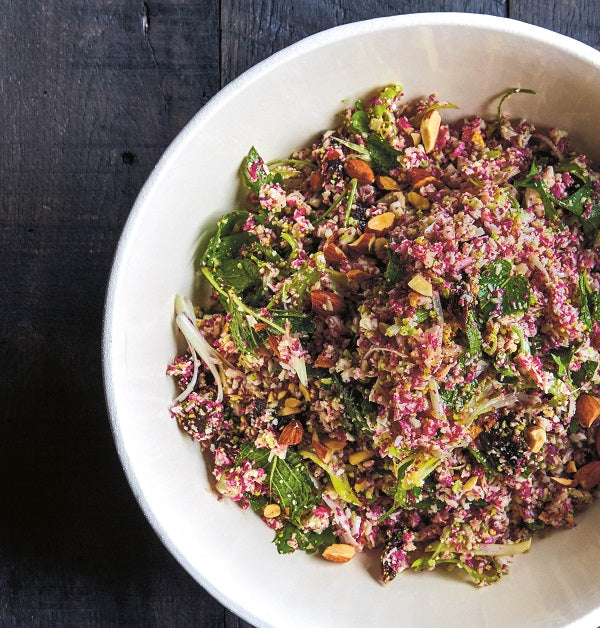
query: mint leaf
465 310 482 358
572 360 598 387
274 524 336 555
501 275 531 315
478 260 511 317
269 310 316 335
241 146 272 194
237 443 317 525
330 373 375 436
365 134 401 173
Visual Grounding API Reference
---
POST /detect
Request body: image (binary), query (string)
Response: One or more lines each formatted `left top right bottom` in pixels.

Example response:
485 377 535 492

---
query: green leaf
385 250 403 284
549 345 577 379
478 259 511 315
412 101 459 125
269 310 316 335
237 443 317 525
330 373 375 436
198 211 252 269
300 450 362 506
351 109 370 134
215 258 261 292
578 270 600 329
274 524 336 555
465 310 482 358
365 134 402 173
241 146 272 194
496 87 536 123
572 360 598 387
501 275 531 315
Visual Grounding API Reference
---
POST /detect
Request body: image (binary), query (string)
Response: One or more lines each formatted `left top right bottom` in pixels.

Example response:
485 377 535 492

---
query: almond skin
323 241 346 263
344 158 375 185
314 354 335 368
574 393 600 428
366 212 395 236
407 167 439 189
346 269 372 283
576 461 600 490
309 171 322 192
347 232 375 255
278 419 303 446
310 290 346 315
322 543 356 563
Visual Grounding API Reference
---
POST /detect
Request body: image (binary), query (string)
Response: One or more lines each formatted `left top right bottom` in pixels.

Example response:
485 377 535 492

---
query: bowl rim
102 12 600 627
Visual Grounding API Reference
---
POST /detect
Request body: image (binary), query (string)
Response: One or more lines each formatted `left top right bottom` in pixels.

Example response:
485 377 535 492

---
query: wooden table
2 2 597 626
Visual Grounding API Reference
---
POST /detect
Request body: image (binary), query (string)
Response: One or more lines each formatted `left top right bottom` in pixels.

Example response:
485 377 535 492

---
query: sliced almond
310 290 346 315
323 241 347 263
348 450 375 465
408 274 433 298
284 397 302 408
406 191 431 211
313 440 332 464
366 211 395 235
347 232 375 255
375 175 400 191
525 425 546 453
463 476 478 492
344 158 375 185
550 476 577 488
574 393 600 428
407 167 439 189
299 383 311 401
420 110 442 153
410 132 421 146
346 269 372 283
263 503 281 519
322 543 356 563
278 419 303 446
566 460 577 474
576 461 600 490
278 405 303 417
374 237 388 261
322 437 346 451
314 354 335 369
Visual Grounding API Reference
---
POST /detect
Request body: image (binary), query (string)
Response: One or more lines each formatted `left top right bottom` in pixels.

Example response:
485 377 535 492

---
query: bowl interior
104 14 600 628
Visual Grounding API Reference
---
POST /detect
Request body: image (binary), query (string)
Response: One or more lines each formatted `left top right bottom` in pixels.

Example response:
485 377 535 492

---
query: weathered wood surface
1 1 597 626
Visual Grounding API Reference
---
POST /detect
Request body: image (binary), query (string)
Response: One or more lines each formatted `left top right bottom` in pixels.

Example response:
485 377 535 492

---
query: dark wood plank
220 0 506 84
0 1 228 626
510 0 600 51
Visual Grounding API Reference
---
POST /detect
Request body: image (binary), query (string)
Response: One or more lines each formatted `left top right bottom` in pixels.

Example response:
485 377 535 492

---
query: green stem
313 189 347 225
344 178 358 228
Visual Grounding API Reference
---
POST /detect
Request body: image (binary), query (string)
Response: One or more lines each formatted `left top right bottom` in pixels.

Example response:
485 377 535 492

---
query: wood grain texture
221 0 506 84
0 0 596 626
510 0 600 50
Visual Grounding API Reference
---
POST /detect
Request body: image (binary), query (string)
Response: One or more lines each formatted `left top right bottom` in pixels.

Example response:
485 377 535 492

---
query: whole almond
310 290 346 315
278 419 303 446
347 232 375 255
366 212 395 235
375 175 400 191
323 241 347 263
576 461 600 490
309 171 322 192
420 109 442 153
346 269 372 283
574 393 600 428
407 167 439 189
322 543 356 563
314 354 335 368
344 158 375 185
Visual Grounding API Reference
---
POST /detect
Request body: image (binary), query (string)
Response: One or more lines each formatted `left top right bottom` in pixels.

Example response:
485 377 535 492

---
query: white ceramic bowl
103 13 600 628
